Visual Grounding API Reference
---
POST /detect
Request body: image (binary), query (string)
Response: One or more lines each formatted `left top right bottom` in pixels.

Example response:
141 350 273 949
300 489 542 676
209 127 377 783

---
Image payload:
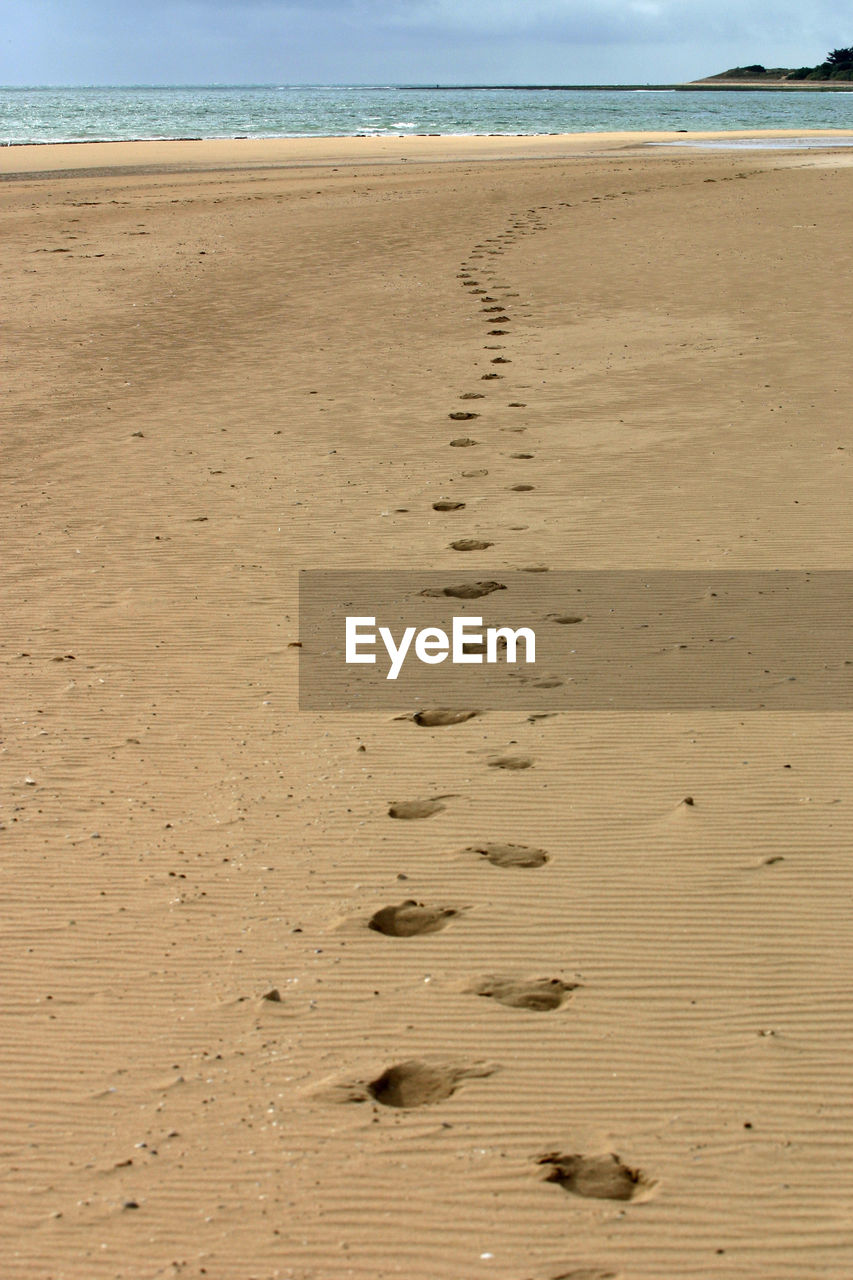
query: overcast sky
1 0 849 86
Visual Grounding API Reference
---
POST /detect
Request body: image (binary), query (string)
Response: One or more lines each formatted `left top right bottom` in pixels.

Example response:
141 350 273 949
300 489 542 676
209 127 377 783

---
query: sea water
2 84 853 146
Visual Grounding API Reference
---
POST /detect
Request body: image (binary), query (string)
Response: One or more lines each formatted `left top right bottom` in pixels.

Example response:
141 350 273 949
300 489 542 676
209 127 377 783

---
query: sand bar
4 125 853 174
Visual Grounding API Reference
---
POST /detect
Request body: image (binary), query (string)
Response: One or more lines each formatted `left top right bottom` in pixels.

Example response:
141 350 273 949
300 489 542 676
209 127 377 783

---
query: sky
1 0 849 86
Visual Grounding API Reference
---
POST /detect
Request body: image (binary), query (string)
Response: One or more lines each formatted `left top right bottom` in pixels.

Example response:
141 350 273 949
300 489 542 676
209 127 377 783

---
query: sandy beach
3 131 853 1279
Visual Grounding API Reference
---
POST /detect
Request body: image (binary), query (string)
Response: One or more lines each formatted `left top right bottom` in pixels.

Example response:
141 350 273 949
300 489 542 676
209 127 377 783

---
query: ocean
3 84 853 146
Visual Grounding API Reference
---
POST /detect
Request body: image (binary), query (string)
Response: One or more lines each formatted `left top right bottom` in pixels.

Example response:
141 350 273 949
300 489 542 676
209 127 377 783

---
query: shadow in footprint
421 581 506 599
537 1271 621 1280
465 841 549 868
368 1059 494 1108
450 539 494 551
369 900 460 936
470 975 577 1011
487 753 534 769
388 797 449 820
449 437 479 447
538 1153 653 1201
433 500 466 511
413 708 479 726
450 411 480 421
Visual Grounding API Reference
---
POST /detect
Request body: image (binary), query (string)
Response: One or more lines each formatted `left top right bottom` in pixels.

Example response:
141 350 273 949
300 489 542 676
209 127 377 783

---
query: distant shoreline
5 81 853 92
394 83 853 92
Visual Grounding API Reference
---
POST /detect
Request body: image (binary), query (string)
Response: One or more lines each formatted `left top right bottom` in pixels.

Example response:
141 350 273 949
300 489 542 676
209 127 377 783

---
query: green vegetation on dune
789 46 853 80
705 46 853 82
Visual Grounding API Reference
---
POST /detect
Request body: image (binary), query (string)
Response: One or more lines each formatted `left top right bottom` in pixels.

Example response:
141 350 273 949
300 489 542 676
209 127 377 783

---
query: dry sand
3 131 853 1279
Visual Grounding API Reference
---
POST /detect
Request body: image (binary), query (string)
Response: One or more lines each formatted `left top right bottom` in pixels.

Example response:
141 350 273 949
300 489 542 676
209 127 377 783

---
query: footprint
491 356 511 364
488 329 509 335
421 581 506 599
481 373 502 380
461 468 488 477
449 411 480 421
433 499 466 511
508 403 527 408
511 484 535 492
449 437 479 447
368 1059 494 1108
459 632 507 656
540 1271 621 1280
538 1153 652 1201
548 614 584 625
470 975 577 1011
487 753 534 769
511 452 534 459
388 797 449 820
413 708 479 726
450 539 494 551
369 900 459 936
460 392 485 400
482 305 506 313
464 841 549 868
485 316 511 324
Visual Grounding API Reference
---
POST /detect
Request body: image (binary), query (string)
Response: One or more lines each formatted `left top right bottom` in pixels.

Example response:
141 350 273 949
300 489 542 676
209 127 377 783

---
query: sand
3 130 853 1280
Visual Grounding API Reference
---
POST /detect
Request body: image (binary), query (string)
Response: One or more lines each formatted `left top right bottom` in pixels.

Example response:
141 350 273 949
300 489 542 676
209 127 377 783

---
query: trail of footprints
314 201 653 1257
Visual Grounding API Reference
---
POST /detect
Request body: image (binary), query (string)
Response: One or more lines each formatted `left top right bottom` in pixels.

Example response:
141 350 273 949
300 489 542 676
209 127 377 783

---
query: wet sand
3 131 853 1279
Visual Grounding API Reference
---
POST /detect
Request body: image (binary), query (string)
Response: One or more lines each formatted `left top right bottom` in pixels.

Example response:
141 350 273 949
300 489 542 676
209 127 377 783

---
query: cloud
2 0 849 84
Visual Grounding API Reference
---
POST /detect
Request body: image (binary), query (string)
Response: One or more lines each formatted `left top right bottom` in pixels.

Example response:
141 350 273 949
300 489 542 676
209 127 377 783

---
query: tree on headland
709 45 853 82
786 45 853 80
